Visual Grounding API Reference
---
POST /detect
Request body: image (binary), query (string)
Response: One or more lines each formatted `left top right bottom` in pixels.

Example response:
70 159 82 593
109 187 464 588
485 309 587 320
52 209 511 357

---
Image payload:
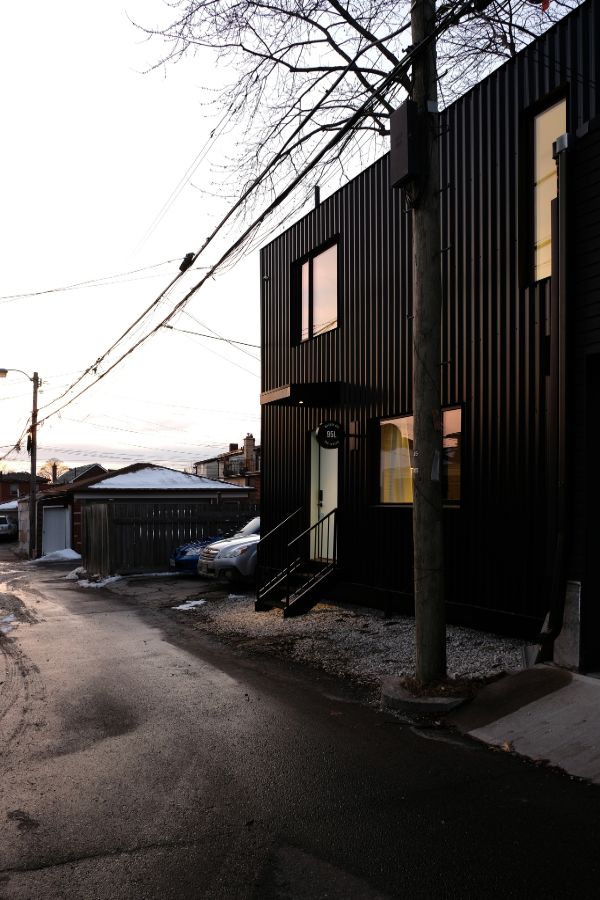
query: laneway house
256 0 600 670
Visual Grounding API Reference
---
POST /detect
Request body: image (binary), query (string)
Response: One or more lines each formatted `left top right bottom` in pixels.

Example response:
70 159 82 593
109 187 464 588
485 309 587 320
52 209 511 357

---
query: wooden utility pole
410 0 446 684
28 372 39 560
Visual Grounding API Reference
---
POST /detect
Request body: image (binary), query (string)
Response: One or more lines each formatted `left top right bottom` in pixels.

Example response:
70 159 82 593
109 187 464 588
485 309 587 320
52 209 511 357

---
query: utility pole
28 372 39 560
410 0 446 684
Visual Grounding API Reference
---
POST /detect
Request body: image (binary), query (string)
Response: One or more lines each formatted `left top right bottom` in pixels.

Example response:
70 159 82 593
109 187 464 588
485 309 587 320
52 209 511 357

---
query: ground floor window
379 407 462 504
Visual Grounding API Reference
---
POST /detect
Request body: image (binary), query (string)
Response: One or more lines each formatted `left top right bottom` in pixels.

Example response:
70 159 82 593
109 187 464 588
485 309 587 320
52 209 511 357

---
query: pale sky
0 1 268 473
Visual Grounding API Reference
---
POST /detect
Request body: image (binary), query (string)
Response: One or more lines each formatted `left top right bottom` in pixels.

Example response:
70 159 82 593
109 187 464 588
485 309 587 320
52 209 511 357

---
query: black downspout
539 133 573 659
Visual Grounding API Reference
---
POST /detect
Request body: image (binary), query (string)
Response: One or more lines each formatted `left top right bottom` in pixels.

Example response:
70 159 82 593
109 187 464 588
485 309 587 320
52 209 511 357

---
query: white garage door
42 507 71 555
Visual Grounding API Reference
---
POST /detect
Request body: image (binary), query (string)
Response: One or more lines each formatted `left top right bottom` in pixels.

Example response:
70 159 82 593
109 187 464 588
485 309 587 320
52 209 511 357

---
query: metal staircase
255 508 337 617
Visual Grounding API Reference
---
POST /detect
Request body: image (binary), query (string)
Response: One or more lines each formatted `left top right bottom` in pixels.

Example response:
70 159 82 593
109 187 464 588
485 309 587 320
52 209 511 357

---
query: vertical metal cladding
260 0 599 632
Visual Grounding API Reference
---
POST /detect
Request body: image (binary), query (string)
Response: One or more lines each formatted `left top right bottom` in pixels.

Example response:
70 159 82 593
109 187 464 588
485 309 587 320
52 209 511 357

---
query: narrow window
300 261 310 342
442 407 462 502
379 408 462 504
297 243 338 342
533 99 566 281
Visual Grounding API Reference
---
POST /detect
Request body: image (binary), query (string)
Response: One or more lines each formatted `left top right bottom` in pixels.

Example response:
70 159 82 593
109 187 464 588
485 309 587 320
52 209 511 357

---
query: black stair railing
257 508 338 611
283 508 337 611
256 507 302 602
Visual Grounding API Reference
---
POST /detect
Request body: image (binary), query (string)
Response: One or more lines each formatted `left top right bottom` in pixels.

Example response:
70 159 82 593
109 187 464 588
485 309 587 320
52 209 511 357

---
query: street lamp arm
0 367 35 382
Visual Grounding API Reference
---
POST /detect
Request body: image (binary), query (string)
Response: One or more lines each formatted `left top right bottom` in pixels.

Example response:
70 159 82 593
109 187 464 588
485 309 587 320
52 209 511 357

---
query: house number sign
316 420 345 449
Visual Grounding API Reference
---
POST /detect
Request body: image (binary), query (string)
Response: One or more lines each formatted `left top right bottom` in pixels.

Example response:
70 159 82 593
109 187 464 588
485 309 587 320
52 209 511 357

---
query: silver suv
0 515 18 540
197 517 260 582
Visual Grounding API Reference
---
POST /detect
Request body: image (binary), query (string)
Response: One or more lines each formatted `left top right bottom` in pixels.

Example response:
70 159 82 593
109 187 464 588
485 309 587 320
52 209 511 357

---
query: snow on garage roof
87 464 241 491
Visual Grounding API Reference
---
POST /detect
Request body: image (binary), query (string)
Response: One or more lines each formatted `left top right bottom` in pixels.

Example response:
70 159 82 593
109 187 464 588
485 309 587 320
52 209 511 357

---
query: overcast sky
0 1 268 472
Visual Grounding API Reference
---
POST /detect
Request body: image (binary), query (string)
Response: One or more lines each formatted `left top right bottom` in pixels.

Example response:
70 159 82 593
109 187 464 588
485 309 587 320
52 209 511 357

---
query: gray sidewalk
448 665 600 785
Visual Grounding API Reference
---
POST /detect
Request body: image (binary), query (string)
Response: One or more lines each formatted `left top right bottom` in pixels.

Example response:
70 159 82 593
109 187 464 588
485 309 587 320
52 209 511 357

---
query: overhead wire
29 27 400 422
0 258 180 304
10 0 480 443
178 307 261 359
164 324 260 348
172 328 260 378
58 415 237 451
136 108 232 251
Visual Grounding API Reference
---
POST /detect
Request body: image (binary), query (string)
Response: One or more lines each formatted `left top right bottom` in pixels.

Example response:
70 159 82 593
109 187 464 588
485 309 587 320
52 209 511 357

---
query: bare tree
38 458 69 483
137 0 577 210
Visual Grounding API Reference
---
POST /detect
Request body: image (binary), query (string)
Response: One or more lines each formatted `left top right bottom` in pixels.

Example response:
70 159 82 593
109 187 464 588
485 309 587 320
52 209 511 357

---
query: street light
0 368 40 559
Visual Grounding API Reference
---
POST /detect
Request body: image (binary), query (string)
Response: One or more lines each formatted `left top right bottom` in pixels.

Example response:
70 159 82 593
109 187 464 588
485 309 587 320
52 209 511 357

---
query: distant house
194 434 261 502
0 471 47 503
51 464 107 485
0 499 18 522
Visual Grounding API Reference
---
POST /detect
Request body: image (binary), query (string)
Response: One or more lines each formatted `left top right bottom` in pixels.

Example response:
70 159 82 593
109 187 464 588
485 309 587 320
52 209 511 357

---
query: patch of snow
77 575 122 589
28 549 82 564
88 466 239 491
64 567 85 581
0 613 16 635
173 599 207 611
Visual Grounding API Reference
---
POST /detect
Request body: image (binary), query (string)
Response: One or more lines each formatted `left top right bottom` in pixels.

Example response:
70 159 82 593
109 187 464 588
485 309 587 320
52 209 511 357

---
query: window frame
376 405 463 507
520 90 568 287
293 239 340 344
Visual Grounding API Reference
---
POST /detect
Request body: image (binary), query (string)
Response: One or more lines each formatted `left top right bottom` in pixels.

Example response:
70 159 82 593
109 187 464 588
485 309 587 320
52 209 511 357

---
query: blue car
169 536 220 572
169 518 260 573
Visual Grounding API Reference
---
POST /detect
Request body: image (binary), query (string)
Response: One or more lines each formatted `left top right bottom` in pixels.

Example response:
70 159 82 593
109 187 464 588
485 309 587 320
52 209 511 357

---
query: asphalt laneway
1 546 599 899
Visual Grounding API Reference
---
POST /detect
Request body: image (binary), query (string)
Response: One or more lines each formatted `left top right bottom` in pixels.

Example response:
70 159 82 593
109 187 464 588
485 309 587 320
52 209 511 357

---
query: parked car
0 515 18 541
197 516 260 582
170 537 218 573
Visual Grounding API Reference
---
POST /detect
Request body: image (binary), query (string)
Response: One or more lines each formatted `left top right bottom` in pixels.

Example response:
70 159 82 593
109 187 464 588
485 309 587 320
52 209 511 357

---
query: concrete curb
380 676 466 714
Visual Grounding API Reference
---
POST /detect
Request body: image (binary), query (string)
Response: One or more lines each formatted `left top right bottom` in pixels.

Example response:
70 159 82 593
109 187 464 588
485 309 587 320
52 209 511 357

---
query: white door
42 507 70 555
310 432 338 561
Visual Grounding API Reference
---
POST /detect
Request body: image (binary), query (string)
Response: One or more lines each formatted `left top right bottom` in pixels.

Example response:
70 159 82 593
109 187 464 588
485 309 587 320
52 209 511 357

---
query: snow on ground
178 592 525 693
77 575 122 589
0 613 16 635
28 549 82 564
173 599 207 611
65 567 86 581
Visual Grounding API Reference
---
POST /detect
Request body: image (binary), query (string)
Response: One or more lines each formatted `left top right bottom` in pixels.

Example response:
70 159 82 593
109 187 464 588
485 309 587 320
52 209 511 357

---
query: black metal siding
260 0 599 633
571 123 600 567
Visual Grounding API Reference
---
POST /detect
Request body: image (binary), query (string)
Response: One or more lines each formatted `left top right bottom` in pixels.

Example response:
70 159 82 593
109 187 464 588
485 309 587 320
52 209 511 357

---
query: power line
177 307 261 360
28 39 393 424
164 324 260 349
13 1 477 440
171 328 260 378
136 109 232 251
58 416 240 451
0 258 179 304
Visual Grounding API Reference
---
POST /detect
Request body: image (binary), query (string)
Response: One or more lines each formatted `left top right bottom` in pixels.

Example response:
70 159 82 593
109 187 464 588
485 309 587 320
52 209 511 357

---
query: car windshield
0 517 7 525
233 517 260 538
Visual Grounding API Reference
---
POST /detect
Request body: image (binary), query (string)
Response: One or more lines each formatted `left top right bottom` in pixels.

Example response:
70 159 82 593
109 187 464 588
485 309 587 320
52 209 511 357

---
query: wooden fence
82 499 258 577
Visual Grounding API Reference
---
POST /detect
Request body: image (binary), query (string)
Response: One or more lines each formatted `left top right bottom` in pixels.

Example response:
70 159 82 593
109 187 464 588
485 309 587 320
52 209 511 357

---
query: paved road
1 546 599 899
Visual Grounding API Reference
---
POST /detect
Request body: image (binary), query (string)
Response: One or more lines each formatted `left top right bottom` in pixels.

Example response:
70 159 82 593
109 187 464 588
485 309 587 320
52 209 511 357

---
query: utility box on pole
390 100 420 189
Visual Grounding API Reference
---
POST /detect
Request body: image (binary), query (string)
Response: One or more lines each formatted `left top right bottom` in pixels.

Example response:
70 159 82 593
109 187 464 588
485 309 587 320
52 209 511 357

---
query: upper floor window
379 407 462 504
298 243 338 342
533 98 566 281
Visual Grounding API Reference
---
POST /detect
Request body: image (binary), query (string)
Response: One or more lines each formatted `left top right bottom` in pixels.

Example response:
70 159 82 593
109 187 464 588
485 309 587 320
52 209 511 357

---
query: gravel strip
174 590 525 694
